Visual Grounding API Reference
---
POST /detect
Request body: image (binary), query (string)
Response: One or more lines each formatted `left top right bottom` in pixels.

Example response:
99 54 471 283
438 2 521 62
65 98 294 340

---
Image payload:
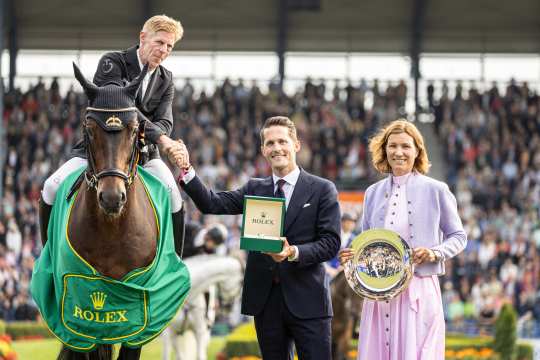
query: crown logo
90 291 107 310
105 115 122 128
261 212 267 218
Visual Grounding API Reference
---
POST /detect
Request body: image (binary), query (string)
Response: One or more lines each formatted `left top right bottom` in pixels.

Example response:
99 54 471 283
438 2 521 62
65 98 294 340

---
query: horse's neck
184 255 242 298
68 179 158 279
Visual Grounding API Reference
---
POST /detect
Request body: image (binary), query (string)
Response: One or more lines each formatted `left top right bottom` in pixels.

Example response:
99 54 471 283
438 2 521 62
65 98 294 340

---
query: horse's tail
57 344 114 360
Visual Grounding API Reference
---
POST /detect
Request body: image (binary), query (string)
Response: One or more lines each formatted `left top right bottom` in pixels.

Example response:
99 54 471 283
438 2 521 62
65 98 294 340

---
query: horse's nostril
121 192 126 203
98 192 104 203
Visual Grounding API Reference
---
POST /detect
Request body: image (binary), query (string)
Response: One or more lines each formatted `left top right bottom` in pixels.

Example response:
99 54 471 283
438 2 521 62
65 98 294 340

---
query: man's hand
158 135 190 170
412 247 437 265
264 238 295 263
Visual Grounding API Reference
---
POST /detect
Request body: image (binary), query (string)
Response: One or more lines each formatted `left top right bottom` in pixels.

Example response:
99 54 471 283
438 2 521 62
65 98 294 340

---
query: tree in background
494 303 517 360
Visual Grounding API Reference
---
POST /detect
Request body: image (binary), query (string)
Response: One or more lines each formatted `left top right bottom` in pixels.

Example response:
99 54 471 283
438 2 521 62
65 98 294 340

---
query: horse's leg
191 308 209 360
196 325 210 360
172 331 182 360
161 327 173 360
57 345 113 360
117 346 141 360
57 347 89 360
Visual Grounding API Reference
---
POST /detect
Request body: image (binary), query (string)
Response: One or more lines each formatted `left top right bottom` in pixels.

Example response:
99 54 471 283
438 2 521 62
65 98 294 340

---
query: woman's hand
412 247 437 265
338 248 354 265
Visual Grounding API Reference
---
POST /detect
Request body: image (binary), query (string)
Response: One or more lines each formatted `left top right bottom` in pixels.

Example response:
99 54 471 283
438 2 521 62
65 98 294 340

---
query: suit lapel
125 46 144 105
126 46 141 80
284 170 313 232
260 176 274 197
142 67 162 106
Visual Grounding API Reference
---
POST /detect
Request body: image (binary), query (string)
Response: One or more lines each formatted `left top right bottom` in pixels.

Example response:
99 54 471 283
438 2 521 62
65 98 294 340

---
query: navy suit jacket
183 169 341 319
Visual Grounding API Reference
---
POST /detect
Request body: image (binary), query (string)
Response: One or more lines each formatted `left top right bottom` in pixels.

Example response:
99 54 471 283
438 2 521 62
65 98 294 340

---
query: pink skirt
357 275 445 360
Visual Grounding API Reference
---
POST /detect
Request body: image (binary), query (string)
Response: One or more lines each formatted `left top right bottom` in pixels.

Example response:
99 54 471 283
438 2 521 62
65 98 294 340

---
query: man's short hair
142 15 184 43
259 116 298 144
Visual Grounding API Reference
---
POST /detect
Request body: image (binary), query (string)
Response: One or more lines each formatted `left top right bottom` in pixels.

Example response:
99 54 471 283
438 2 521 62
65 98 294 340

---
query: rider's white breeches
42 157 183 213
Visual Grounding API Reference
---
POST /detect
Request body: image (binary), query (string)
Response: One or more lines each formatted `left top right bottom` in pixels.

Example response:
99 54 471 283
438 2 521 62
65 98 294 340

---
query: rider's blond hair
142 15 183 43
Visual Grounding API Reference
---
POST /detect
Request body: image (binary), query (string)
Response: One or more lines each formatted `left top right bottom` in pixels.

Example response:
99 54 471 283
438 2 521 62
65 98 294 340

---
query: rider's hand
338 248 354 265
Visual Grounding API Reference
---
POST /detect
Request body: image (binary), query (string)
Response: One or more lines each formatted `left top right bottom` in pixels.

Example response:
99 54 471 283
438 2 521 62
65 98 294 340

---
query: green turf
12 336 226 359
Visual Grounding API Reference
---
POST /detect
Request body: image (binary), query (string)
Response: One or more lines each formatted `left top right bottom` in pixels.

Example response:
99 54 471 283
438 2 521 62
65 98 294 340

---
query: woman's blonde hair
142 15 184 43
368 119 430 174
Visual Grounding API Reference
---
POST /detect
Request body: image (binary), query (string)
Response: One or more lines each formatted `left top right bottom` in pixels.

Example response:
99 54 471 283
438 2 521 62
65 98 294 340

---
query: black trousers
254 283 332 360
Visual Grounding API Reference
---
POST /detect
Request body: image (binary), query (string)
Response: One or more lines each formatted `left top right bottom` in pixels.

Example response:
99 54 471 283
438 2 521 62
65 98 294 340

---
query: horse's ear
73 62 98 102
124 63 149 99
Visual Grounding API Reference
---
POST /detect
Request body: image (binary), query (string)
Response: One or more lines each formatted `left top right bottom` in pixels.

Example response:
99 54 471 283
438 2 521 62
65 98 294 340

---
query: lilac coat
361 172 467 276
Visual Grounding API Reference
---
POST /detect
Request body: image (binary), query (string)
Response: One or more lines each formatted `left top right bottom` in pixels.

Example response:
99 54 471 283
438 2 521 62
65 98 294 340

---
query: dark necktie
274 179 286 199
272 179 286 284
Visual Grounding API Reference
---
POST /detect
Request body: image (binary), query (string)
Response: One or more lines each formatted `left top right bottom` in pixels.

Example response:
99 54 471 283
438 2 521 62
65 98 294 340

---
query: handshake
158 135 191 179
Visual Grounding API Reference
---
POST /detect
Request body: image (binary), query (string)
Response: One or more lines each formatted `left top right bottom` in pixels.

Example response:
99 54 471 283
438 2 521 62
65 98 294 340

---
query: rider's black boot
172 207 186 258
39 196 53 246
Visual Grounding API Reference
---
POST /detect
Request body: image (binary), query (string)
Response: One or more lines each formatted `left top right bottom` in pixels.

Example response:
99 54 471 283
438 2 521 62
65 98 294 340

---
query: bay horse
31 63 190 360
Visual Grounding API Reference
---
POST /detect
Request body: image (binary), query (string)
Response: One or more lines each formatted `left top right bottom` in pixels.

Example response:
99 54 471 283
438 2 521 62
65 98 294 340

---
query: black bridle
83 108 144 190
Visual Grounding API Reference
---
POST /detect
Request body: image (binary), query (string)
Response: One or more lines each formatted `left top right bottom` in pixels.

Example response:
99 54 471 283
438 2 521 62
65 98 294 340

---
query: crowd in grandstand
1 74 539 336
434 79 540 335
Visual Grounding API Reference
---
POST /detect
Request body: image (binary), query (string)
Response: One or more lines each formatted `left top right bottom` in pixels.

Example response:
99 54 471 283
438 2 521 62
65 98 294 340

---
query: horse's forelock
90 84 137 109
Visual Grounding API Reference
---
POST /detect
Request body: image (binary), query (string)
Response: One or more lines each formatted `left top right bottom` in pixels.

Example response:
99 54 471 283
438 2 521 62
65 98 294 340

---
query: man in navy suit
178 116 341 359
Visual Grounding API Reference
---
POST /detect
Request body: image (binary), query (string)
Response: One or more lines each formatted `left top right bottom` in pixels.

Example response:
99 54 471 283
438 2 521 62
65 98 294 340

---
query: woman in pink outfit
339 119 467 360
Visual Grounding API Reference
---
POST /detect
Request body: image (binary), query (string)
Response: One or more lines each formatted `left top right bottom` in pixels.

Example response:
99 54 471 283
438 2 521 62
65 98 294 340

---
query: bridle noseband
83 107 144 190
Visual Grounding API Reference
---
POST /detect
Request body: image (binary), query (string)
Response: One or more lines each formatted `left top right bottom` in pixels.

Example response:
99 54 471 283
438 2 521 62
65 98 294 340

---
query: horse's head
73 63 148 216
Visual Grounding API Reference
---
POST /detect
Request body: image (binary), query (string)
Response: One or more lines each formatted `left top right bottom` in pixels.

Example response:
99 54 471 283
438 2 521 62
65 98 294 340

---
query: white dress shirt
272 166 300 209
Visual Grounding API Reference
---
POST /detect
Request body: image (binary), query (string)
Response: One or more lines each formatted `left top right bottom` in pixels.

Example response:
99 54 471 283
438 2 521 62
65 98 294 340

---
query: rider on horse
39 15 187 257
30 60 191 359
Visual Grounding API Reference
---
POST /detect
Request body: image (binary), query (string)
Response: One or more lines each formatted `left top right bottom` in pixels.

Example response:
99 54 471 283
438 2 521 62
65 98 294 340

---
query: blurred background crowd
1 75 539 336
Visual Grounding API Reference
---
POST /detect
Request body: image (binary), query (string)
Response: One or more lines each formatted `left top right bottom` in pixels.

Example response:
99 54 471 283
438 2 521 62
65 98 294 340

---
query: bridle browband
83 107 142 190
86 106 138 112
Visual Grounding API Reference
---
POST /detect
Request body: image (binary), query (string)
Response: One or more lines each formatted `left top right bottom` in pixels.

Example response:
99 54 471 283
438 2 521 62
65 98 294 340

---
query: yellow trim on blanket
122 175 161 282
65 190 97 275
126 293 187 347
36 306 97 351
63 176 162 282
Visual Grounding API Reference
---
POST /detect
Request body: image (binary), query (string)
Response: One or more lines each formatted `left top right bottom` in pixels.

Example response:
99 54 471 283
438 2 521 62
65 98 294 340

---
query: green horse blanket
31 166 191 352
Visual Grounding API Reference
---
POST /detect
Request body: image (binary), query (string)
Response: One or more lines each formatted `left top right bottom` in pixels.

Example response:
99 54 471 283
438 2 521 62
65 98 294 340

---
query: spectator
3 74 540 339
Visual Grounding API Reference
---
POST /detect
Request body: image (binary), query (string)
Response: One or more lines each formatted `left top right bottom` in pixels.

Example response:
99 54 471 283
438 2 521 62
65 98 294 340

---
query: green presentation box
241 195 285 253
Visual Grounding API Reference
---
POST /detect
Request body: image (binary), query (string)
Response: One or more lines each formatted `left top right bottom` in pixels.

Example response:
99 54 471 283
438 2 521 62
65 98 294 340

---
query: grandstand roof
7 0 540 53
